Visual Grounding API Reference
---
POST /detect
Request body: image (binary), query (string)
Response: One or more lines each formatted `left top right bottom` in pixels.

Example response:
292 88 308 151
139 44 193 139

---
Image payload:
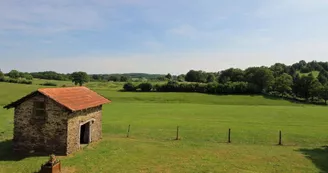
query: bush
138 83 153 92
41 82 57 86
123 81 262 95
7 78 18 83
18 79 32 85
0 78 32 84
123 82 137 91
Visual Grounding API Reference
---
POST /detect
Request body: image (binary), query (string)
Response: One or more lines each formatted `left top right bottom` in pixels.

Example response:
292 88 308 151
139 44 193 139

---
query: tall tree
0 70 4 80
165 73 172 80
108 76 119 82
293 74 318 101
91 74 103 81
23 73 33 80
274 73 293 96
71 71 90 86
318 70 328 85
245 67 274 92
177 74 185 82
270 63 287 77
319 84 328 104
309 80 322 101
206 73 216 83
8 70 20 79
120 76 129 82
219 68 244 83
156 76 166 81
185 70 207 83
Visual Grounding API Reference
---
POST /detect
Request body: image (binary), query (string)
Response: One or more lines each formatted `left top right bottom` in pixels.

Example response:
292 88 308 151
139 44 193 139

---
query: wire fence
112 124 328 147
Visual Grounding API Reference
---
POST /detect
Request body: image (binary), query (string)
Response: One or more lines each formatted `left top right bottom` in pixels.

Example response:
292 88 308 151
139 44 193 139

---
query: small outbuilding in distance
4 86 111 155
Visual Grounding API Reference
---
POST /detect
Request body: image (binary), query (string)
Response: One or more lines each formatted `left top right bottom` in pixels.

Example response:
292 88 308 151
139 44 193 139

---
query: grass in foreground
0 81 328 173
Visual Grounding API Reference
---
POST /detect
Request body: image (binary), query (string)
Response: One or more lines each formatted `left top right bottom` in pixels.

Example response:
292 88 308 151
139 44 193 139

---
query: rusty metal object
40 154 61 173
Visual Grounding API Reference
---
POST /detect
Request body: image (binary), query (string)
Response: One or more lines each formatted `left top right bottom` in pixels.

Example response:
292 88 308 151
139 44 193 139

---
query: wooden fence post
127 124 131 138
278 130 282 145
176 126 179 140
228 128 231 143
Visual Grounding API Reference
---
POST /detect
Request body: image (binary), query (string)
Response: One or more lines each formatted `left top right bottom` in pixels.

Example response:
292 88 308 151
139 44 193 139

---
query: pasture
0 81 328 173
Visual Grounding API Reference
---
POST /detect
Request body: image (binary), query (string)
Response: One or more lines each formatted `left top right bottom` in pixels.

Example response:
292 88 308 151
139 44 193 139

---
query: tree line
2 60 328 104
123 60 328 105
29 71 164 82
0 70 33 84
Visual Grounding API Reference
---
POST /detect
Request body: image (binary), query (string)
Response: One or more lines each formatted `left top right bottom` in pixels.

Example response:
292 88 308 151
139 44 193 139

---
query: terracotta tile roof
38 87 111 111
3 86 111 111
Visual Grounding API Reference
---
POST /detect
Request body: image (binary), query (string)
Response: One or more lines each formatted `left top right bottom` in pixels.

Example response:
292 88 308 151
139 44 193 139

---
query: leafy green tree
177 74 185 82
138 83 153 92
156 76 166 81
206 73 216 83
274 73 293 96
165 73 172 80
108 75 119 82
30 71 69 80
0 70 4 78
91 74 103 81
23 73 33 80
185 70 207 83
270 63 287 77
293 74 318 101
245 67 274 92
120 76 129 82
300 66 311 73
219 68 244 83
71 71 90 86
288 66 297 76
318 70 328 85
8 70 20 79
319 84 328 104
0 70 4 81
123 82 137 91
309 80 322 101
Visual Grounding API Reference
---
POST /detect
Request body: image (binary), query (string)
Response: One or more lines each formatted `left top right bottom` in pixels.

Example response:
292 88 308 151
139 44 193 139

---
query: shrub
18 79 32 84
41 82 57 86
123 82 137 91
6 78 18 83
138 83 153 92
123 81 262 95
153 84 164 92
1 78 32 84
206 82 218 94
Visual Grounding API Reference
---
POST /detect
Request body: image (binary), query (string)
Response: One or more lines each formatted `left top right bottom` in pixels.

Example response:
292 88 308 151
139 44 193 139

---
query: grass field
0 80 328 173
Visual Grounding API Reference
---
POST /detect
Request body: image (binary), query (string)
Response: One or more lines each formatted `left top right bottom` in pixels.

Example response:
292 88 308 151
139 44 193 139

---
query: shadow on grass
298 146 328 173
0 139 49 161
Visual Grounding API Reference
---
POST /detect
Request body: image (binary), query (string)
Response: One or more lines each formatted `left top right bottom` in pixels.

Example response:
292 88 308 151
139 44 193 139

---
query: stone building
4 86 111 155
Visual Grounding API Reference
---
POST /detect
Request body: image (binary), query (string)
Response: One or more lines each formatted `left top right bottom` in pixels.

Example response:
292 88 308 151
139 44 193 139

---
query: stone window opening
33 101 46 121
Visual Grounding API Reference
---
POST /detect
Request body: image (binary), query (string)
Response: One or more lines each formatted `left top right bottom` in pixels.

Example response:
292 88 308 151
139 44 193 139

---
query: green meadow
0 81 328 173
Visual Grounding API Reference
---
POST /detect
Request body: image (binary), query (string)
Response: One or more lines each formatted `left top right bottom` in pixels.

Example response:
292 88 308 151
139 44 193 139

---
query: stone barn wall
66 106 102 154
13 93 69 154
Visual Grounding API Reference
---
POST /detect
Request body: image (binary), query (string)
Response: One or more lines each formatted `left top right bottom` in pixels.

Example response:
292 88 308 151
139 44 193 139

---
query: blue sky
1 0 328 74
